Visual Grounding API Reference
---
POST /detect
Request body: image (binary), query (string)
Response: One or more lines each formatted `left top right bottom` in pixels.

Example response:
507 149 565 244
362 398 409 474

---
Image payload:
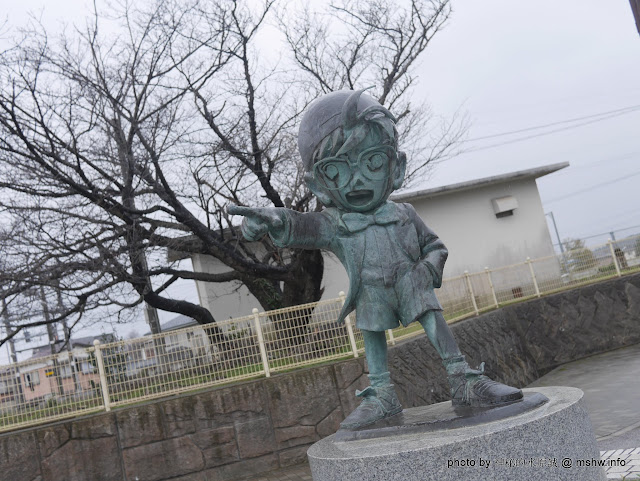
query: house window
60 365 73 379
24 371 40 389
168 334 179 346
80 361 95 374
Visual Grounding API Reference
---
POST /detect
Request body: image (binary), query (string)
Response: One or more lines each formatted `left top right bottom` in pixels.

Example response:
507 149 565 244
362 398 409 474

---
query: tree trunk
247 249 325 348
282 249 325 307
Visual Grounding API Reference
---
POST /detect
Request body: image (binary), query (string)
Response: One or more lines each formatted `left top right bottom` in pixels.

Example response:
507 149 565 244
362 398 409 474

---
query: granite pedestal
307 387 606 481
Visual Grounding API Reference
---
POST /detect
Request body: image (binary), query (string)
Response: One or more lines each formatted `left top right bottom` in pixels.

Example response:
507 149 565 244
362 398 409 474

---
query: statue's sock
368 371 392 388
443 355 468 375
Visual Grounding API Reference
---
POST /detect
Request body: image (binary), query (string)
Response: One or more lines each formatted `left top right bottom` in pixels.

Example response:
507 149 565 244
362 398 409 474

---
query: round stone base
307 387 606 481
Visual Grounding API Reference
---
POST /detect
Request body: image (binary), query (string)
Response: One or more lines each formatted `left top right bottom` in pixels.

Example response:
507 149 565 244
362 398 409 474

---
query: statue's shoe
449 363 523 407
340 385 402 429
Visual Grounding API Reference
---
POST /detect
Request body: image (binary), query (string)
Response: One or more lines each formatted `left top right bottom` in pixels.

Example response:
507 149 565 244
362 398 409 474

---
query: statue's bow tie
341 204 400 232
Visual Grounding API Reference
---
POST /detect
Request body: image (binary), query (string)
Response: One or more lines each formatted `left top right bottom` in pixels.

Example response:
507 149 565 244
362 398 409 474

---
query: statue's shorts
355 261 443 331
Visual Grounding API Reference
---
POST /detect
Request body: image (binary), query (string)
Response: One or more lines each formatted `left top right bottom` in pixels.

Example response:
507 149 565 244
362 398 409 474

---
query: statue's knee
418 310 436 331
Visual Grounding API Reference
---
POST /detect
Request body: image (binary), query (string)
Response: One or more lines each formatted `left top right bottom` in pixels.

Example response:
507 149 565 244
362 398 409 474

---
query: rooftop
161 315 198 331
144 315 199 335
28 333 117 360
391 162 569 202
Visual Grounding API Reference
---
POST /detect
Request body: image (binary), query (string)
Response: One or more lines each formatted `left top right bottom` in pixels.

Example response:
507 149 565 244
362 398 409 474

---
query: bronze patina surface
229 89 523 429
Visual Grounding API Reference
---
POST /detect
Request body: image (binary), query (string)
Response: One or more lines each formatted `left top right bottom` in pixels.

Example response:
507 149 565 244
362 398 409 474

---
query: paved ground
236 464 313 481
235 343 640 481
529 342 640 441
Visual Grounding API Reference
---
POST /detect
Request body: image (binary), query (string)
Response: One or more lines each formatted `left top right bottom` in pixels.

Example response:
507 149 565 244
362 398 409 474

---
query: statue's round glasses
314 145 395 190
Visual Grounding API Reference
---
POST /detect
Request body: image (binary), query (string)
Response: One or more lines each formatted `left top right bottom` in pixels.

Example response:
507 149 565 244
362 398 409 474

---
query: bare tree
0 0 237 347
0 0 463 345
562 238 597 272
281 0 466 184
630 0 640 35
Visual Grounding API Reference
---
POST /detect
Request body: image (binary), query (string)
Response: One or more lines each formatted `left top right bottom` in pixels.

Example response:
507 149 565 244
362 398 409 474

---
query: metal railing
1 234 639 432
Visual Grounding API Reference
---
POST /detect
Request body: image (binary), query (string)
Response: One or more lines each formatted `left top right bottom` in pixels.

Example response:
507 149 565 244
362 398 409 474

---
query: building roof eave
390 162 570 203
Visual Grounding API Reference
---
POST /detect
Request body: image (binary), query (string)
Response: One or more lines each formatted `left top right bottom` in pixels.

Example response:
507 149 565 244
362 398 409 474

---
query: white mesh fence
0 348 104 432
1 234 639 432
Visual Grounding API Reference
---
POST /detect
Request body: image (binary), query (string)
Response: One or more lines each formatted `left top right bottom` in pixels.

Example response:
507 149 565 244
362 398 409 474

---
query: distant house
0 367 19 408
144 315 216 370
184 162 568 320
19 334 116 403
123 338 158 377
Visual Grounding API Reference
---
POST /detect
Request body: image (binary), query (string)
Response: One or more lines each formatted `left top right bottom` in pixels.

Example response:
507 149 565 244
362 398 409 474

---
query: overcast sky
414 1 640 245
5 1 638 241
2 1 640 357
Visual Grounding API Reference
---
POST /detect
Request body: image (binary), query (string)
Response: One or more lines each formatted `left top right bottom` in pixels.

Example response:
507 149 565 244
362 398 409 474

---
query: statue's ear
304 172 334 207
392 151 407 190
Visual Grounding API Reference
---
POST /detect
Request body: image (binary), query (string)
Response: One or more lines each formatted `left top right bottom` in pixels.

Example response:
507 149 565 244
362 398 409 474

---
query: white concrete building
143 315 217 365
190 162 568 320
392 162 568 277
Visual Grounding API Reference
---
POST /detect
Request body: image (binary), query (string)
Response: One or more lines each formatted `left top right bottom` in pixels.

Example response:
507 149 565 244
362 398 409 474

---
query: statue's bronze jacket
270 201 448 330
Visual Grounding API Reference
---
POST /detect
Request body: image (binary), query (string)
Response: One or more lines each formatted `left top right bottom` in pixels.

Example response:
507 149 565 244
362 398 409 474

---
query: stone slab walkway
236 463 313 481
529 342 640 440
234 343 640 481
529 343 640 480
600 448 640 480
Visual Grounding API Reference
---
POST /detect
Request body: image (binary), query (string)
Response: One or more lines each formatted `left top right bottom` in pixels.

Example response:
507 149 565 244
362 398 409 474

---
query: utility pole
2 297 26 404
55 286 81 393
1 298 18 365
39 287 64 396
142 283 162 336
114 136 166 371
114 130 163 337
546 212 565 255
546 211 568 273
39 287 58 354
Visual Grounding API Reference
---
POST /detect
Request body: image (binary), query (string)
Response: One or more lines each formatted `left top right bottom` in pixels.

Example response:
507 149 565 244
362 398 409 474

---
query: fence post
607 239 622 277
464 271 480 316
485 267 499 308
252 308 271 377
387 329 396 346
92 340 111 412
339 291 359 358
526 257 541 297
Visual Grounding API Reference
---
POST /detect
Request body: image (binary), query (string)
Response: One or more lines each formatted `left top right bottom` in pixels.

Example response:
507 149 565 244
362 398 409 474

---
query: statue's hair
311 90 398 165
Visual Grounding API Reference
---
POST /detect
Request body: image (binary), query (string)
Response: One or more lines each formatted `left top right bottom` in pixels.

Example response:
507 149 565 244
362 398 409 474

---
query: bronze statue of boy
229 89 522 429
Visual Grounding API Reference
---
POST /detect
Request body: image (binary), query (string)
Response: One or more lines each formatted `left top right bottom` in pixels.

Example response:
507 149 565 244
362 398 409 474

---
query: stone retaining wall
2 273 640 481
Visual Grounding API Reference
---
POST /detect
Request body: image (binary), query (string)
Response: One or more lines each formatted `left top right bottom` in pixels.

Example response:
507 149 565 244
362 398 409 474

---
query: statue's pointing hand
227 206 285 242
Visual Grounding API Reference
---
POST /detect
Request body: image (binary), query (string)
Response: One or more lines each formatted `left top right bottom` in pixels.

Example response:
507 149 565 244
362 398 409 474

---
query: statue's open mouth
346 189 374 206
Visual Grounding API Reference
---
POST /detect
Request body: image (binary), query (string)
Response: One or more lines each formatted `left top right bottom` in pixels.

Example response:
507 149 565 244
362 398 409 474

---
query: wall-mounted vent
491 195 518 218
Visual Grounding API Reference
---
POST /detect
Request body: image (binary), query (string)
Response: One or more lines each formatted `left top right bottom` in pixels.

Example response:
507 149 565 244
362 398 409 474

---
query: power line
567 224 640 243
545 170 640 204
608 219 640 233
550 224 640 246
573 151 640 169
463 104 640 143
532 152 640 181
458 107 640 154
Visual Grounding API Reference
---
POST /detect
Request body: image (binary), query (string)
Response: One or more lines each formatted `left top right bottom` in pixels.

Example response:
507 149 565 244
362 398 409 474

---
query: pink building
18 335 114 403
